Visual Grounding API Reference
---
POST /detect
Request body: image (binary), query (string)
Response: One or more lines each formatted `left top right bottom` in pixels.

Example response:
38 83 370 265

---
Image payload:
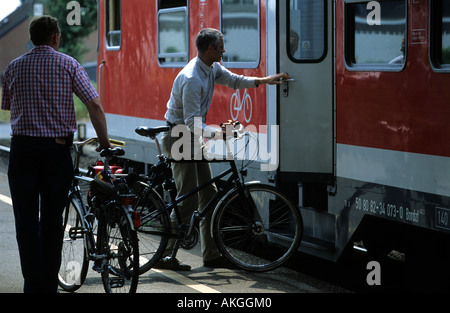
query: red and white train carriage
97 0 450 263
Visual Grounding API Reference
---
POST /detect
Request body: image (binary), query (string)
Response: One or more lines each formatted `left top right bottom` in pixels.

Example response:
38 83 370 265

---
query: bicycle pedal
69 227 86 239
110 278 125 288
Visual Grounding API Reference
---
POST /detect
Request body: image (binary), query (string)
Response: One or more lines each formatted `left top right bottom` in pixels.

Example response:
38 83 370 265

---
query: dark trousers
8 136 73 293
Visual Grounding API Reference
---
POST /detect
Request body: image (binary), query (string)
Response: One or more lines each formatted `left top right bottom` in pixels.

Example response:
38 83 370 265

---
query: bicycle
58 138 140 293
133 121 303 273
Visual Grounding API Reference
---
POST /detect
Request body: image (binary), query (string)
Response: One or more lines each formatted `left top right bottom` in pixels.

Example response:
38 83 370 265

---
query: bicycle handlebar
72 138 126 173
219 120 245 141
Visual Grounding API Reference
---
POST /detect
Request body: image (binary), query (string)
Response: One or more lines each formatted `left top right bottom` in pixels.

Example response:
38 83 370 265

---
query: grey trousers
161 128 221 262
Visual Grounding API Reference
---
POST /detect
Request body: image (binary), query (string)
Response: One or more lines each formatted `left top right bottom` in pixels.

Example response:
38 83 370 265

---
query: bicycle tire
213 183 303 272
134 188 170 274
58 194 89 292
97 202 139 293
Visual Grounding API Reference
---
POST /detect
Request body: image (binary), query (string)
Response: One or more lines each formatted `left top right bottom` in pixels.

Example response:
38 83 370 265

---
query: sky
0 0 22 21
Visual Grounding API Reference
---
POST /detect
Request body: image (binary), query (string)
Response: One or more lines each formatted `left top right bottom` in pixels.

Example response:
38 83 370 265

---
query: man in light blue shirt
165 47 255 140
160 28 289 270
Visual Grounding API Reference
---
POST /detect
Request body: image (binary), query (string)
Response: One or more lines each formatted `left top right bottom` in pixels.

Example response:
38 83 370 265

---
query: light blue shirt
164 57 257 138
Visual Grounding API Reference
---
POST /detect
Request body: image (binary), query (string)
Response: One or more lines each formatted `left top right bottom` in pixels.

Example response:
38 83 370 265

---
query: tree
39 0 97 62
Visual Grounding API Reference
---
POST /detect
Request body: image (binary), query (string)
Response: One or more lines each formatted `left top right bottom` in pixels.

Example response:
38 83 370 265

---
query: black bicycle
58 138 140 293
133 121 303 273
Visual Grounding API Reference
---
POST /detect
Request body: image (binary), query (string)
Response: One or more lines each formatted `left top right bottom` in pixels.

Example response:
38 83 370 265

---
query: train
96 0 450 264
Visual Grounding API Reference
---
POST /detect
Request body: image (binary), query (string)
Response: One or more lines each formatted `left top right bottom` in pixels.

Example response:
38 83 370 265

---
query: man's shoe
154 256 191 271
203 256 237 269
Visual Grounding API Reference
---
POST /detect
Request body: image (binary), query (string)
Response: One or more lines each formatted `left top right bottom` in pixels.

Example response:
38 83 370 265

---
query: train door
278 0 334 185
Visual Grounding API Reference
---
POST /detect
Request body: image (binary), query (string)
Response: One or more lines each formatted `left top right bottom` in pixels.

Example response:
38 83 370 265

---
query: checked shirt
1 45 98 138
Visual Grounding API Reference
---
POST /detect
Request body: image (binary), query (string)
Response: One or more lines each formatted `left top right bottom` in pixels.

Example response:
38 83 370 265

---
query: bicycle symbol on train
230 89 252 123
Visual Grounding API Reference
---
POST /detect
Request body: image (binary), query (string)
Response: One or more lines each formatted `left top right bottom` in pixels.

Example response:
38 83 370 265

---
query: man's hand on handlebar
97 138 125 152
96 141 114 152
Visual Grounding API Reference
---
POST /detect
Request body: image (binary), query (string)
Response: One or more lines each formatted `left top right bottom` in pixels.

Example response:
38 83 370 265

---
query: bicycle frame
136 123 258 239
140 157 252 240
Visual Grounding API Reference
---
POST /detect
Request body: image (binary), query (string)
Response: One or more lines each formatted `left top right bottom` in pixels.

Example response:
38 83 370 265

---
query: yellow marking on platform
0 194 12 206
152 268 221 293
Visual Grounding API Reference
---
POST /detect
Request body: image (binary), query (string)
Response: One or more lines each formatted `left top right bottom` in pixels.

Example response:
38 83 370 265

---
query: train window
288 0 326 62
157 2 189 67
344 0 407 71
221 0 260 68
430 0 450 71
105 0 121 50
159 0 186 9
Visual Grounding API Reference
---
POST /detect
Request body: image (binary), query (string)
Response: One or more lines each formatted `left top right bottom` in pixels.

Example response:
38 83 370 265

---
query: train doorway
278 0 334 184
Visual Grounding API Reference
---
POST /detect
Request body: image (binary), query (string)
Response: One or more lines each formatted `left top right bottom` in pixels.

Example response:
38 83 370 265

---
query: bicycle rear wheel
97 202 139 293
213 183 303 272
58 194 89 292
134 188 170 274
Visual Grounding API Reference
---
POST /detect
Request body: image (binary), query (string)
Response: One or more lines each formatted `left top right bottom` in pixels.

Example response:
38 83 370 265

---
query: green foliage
442 47 450 64
74 95 89 121
74 82 97 121
39 0 97 62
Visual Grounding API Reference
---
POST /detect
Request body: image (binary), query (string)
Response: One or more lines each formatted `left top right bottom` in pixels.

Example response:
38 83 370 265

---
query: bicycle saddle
135 126 170 138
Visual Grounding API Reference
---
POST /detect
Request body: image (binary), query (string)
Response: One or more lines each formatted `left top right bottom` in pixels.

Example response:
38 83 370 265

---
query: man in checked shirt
1 16 111 293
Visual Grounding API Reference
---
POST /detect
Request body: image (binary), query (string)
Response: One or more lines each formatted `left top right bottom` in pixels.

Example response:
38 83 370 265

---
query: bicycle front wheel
97 202 139 293
213 183 303 272
58 194 89 292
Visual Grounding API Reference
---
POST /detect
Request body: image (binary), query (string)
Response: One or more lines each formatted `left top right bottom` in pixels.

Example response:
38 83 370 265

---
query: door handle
282 78 295 97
